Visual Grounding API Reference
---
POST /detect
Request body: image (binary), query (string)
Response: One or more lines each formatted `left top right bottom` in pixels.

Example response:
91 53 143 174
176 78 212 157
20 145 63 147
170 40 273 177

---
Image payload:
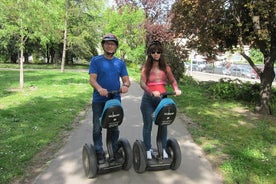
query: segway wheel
82 143 98 178
133 140 147 173
118 138 132 170
166 138 181 170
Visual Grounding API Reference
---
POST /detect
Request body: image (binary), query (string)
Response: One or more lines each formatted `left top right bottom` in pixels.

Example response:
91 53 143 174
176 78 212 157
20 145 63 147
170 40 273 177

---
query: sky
108 0 116 7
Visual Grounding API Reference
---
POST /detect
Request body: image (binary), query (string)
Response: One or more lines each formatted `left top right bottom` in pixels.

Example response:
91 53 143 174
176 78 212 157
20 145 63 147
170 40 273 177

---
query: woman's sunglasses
151 51 161 54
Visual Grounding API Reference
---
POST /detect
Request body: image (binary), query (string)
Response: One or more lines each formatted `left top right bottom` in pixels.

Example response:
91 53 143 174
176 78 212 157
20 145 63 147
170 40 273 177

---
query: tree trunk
46 44 50 63
19 18 24 89
255 61 275 115
20 47 24 89
61 0 69 73
49 44 55 64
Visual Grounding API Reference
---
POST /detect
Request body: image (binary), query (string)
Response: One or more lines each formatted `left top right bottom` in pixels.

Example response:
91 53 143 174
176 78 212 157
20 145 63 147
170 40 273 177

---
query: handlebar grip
151 92 176 98
107 90 121 99
160 92 176 96
108 90 121 95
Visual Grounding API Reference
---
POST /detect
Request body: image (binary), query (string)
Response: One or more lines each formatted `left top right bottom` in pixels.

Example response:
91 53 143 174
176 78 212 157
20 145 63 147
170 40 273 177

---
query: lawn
175 80 276 184
0 69 91 183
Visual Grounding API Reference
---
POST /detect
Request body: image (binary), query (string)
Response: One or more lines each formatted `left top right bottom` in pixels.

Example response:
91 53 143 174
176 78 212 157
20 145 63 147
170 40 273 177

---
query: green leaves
103 5 146 63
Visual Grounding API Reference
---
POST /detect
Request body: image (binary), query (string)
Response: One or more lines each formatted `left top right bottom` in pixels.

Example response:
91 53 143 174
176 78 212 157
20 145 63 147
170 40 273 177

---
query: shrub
206 78 261 103
181 75 199 86
164 43 185 82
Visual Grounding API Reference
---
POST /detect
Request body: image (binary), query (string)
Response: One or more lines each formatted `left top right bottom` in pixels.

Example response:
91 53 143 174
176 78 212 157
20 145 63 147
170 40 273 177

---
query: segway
133 92 181 173
82 91 132 178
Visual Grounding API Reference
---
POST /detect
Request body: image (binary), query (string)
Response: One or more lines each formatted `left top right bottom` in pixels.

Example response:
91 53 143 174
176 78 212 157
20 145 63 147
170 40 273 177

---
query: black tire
166 138 181 170
118 138 132 170
132 140 147 173
82 144 98 178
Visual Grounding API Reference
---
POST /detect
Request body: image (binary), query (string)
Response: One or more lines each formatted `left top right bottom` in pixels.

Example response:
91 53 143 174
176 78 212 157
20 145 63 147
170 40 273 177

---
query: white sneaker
163 149 168 159
146 149 152 159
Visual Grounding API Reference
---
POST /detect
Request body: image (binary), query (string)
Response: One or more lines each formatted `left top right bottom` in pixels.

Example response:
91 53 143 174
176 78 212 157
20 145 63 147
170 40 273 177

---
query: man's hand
121 85 129 93
98 88 108 97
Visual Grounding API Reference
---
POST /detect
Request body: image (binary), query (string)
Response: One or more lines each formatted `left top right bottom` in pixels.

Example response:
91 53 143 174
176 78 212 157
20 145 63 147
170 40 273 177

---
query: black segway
82 91 132 178
133 92 181 173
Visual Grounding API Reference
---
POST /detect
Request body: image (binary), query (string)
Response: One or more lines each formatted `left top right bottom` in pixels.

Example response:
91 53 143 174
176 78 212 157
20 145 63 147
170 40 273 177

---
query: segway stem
156 126 164 159
106 129 114 161
156 92 175 159
105 90 121 161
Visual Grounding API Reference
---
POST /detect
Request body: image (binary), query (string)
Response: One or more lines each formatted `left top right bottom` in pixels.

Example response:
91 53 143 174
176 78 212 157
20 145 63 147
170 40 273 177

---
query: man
88 33 130 164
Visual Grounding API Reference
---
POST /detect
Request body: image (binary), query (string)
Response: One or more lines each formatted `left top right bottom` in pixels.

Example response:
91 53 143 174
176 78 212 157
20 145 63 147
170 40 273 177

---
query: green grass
0 62 89 69
0 69 91 183
175 81 276 184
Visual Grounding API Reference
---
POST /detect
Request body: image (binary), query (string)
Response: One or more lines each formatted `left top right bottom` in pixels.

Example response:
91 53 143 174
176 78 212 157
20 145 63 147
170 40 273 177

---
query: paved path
32 80 222 184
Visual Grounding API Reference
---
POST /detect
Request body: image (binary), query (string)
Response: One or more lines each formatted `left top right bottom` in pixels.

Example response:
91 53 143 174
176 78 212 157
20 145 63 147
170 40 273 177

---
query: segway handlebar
151 91 176 99
108 90 121 95
107 90 121 99
160 92 176 96
160 92 176 99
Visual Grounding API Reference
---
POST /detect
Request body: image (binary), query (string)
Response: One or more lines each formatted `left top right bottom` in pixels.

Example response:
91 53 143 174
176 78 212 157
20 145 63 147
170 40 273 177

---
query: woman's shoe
96 151 106 164
163 149 168 159
146 149 152 159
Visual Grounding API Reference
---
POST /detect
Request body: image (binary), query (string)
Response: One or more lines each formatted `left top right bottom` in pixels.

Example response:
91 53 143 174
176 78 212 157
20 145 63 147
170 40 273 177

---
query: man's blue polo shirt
88 55 128 102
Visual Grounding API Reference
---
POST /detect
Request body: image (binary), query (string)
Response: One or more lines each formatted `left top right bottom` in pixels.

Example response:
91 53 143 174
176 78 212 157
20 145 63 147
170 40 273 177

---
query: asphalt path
32 80 222 184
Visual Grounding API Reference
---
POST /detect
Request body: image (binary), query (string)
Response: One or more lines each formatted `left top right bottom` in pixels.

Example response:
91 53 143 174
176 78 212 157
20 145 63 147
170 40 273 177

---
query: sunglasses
151 51 161 54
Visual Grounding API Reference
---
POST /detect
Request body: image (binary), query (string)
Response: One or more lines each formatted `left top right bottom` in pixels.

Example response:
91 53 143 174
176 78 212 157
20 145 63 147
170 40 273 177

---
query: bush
206 78 260 102
181 75 199 86
164 43 185 82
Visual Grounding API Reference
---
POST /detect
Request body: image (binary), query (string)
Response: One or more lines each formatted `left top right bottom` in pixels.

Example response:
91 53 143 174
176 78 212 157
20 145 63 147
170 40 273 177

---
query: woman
140 41 182 159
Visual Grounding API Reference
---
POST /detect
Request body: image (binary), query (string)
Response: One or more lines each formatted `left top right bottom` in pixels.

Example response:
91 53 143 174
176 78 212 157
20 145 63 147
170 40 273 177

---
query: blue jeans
140 92 167 151
92 102 119 153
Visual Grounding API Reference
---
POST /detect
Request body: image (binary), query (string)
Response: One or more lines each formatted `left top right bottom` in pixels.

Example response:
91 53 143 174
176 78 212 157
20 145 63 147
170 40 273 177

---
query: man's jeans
140 92 167 151
92 102 119 153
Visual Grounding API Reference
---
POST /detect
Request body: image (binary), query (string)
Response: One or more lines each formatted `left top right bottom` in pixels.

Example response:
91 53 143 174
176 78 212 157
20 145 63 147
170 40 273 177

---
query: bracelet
123 84 129 88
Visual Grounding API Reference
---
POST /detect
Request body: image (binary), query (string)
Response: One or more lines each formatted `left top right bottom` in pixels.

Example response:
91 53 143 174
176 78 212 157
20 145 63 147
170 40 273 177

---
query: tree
0 0 57 88
116 0 175 43
171 0 276 115
0 0 104 75
61 0 104 70
65 0 105 64
103 4 146 63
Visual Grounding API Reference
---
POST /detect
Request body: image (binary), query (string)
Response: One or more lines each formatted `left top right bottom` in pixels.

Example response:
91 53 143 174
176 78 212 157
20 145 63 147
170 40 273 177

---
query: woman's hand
152 91 161 97
175 89 182 96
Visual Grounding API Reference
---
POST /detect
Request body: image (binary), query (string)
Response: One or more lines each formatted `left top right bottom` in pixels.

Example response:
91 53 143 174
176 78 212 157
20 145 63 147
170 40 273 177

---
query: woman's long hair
144 41 168 83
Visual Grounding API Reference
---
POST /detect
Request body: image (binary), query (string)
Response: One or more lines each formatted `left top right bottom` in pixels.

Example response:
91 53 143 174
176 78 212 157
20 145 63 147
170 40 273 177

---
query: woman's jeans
92 101 119 153
140 92 167 151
